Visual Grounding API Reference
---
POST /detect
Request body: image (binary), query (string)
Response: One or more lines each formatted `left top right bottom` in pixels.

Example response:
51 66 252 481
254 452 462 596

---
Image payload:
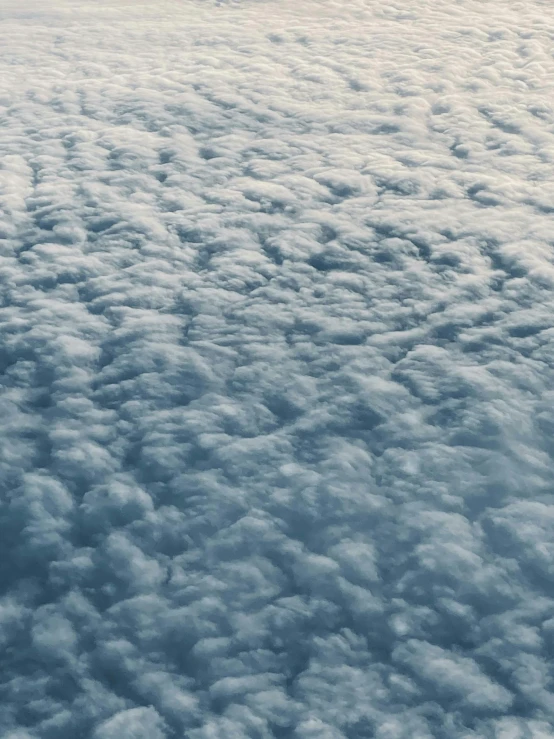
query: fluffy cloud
2 0 554 736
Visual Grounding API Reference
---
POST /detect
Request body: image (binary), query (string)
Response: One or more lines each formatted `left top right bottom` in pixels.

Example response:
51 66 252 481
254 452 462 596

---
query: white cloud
2 0 554 736
93 706 167 739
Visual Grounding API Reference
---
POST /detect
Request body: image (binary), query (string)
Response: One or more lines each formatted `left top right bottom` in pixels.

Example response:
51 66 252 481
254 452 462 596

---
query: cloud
93 707 167 739
2 0 554 736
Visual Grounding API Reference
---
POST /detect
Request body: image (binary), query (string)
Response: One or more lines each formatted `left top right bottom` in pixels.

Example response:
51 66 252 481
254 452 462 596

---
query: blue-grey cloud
2 0 554 737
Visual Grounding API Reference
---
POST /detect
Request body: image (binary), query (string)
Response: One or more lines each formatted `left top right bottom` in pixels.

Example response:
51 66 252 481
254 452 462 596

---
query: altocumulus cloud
1 0 554 736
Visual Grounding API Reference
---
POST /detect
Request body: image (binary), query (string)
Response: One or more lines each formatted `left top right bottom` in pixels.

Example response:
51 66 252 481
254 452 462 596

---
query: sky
1 0 554 737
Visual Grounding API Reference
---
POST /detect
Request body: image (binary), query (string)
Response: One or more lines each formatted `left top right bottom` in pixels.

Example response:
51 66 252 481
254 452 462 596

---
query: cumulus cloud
2 0 554 736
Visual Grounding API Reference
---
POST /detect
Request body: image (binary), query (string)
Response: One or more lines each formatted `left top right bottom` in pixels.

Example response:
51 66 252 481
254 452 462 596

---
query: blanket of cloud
2 0 554 736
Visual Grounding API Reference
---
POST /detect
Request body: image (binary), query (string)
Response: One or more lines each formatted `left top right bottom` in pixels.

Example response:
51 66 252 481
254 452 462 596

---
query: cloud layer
2 0 554 737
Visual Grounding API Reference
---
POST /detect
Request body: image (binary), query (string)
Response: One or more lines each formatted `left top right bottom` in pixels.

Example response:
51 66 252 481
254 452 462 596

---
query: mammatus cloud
1 0 554 736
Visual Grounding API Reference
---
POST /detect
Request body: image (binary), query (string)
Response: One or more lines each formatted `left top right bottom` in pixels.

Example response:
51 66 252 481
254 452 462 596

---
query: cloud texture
2 0 554 736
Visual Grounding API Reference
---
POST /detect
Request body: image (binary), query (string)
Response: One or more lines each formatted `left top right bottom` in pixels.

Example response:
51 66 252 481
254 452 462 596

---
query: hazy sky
1 1 554 738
